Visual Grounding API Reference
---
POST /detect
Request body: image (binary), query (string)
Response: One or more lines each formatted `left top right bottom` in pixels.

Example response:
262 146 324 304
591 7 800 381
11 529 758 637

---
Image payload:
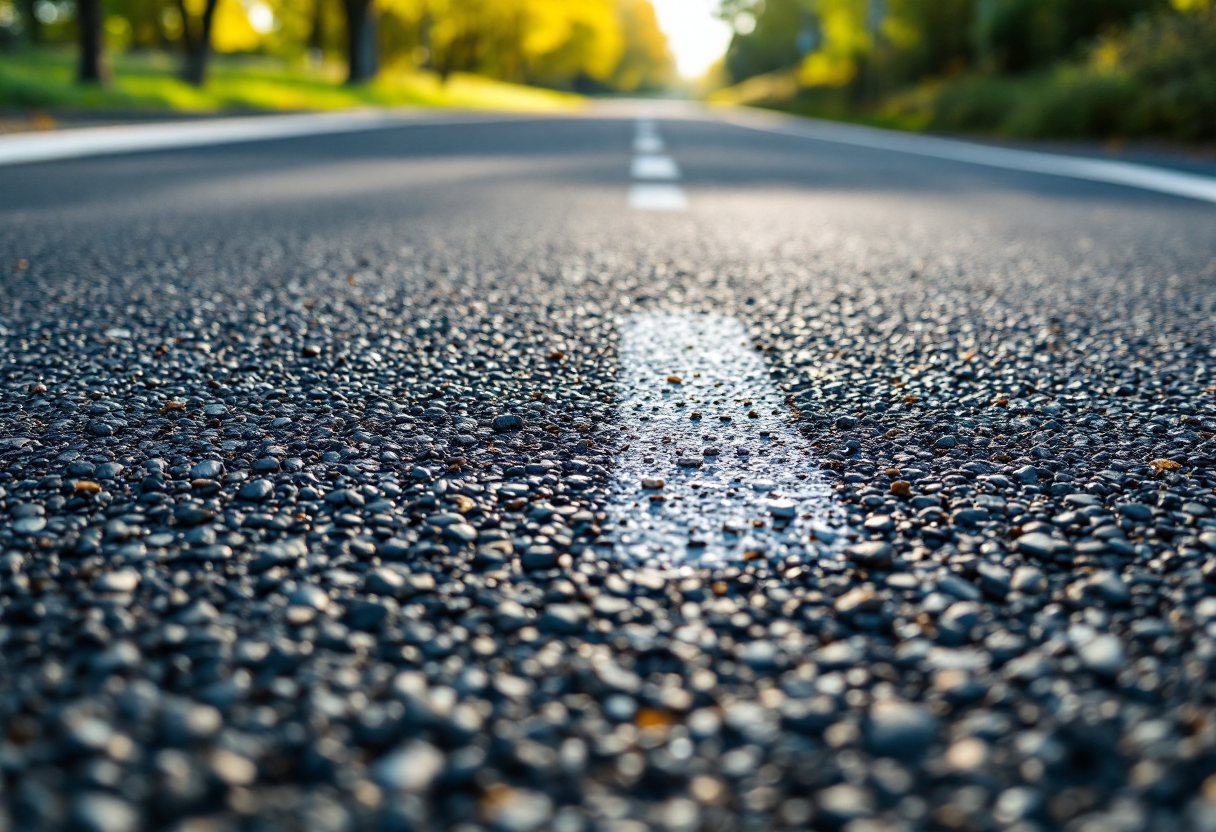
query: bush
1000 70 1139 138
922 7 1216 140
720 5 1216 141
1114 6 1216 139
928 75 1024 133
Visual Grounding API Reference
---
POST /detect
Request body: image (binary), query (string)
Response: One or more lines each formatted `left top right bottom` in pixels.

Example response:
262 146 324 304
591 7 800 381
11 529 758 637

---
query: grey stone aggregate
0 114 1215 832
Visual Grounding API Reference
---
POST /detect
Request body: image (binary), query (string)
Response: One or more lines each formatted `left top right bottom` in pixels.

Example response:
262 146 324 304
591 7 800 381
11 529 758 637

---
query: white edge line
721 109 1216 205
0 111 539 167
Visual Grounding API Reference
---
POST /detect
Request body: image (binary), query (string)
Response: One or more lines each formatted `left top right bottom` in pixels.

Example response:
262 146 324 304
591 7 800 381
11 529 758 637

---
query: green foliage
360 0 672 91
1112 4 1216 139
715 0 1215 141
0 0 671 104
922 74 1020 132
882 0 974 79
0 48 583 110
1003 73 1139 138
925 7 1216 139
722 0 807 82
610 0 672 92
975 0 1168 72
925 70 1139 138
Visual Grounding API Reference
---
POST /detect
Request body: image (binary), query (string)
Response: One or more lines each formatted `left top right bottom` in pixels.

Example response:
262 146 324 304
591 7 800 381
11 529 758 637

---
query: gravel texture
1 115 1216 832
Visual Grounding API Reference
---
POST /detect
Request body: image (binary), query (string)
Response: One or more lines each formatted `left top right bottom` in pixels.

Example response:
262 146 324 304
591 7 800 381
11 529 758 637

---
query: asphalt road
2 109 1216 832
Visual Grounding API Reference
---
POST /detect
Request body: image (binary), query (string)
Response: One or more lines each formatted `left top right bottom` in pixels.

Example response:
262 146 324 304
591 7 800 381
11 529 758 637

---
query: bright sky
650 0 734 79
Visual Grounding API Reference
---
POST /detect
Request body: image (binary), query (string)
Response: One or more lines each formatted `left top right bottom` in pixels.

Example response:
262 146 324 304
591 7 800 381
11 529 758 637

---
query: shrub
928 75 1024 133
1114 6 1216 139
1000 70 1139 138
923 7 1216 140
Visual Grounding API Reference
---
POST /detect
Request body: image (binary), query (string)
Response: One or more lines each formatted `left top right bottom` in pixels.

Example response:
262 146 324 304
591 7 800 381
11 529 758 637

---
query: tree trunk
418 10 432 70
308 0 325 55
18 0 43 44
154 3 169 50
178 0 219 87
76 0 107 84
343 0 377 84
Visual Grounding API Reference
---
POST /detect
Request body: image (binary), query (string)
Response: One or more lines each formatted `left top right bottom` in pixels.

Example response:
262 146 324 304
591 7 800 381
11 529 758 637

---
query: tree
17 0 44 44
343 0 378 83
308 0 327 56
611 0 673 91
722 0 807 82
526 0 625 88
176 0 220 85
77 0 107 83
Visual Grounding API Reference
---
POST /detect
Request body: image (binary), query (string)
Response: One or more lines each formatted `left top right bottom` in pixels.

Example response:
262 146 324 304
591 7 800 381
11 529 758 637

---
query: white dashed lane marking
629 118 688 211
627 184 689 211
605 312 844 566
631 154 680 180
634 135 664 154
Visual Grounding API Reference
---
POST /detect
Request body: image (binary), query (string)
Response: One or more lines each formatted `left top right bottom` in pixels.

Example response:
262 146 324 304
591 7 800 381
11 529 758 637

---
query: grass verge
0 49 583 115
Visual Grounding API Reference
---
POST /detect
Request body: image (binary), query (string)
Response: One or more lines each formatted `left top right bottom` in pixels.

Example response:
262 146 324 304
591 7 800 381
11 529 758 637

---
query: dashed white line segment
605 312 844 566
628 118 688 211
627 184 689 211
631 154 681 180
633 135 665 154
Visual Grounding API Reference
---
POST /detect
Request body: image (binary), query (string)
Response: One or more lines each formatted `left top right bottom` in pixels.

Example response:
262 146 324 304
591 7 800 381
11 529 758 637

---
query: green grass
0 49 584 113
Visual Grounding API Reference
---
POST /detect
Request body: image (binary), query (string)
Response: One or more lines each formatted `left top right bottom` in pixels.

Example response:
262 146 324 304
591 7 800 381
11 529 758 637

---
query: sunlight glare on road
650 0 733 79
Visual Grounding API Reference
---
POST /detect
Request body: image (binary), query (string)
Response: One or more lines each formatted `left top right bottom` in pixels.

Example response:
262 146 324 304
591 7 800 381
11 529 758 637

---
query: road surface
2 107 1216 832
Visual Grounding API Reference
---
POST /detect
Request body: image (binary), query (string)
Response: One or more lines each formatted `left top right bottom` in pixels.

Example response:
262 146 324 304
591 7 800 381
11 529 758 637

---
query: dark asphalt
2 110 1216 832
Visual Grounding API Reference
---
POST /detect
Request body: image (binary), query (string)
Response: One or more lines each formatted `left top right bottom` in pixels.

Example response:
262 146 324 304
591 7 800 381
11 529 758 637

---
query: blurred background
0 0 1212 140
709 0 1215 141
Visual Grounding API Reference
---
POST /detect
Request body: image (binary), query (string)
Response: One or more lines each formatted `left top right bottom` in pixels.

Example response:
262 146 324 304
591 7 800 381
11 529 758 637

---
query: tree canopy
718 0 1181 90
713 0 1216 140
0 0 673 92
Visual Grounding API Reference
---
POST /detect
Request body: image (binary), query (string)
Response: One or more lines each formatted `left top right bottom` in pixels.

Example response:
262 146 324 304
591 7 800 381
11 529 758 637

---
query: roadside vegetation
0 0 672 113
709 0 1216 142
0 49 581 112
